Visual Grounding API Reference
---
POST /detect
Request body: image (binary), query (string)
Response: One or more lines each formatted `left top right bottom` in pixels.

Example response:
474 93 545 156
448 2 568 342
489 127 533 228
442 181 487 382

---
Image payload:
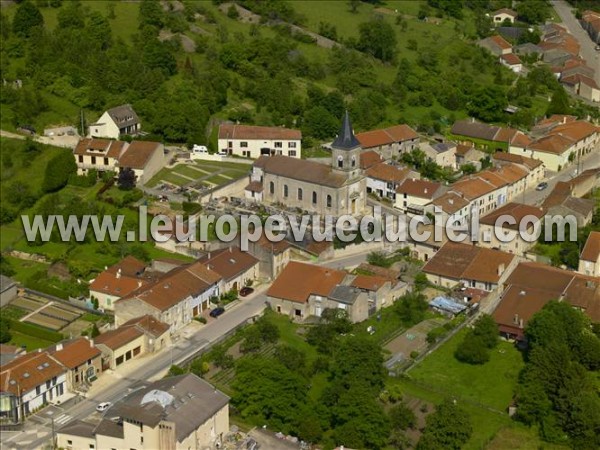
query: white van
192 144 208 154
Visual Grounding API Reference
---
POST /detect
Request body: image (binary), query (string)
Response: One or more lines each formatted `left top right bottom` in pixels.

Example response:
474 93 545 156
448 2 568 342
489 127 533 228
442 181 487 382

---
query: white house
395 178 444 214
500 53 523 73
579 231 600 277
365 163 413 201
0 352 68 422
492 8 518 25
218 123 301 159
89 104 140 140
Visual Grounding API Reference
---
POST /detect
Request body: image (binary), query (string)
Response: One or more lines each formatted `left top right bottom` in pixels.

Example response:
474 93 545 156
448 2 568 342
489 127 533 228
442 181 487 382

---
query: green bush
9 320 64 342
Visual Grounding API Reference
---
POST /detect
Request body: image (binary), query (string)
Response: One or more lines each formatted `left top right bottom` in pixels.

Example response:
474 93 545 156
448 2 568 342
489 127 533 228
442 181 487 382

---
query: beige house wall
478 223 537 256
218 137 301 159
57 433 95 450
509 146 571 172
578 257 600 277
90 290 121 312
89 111 120 139
261 172 366 216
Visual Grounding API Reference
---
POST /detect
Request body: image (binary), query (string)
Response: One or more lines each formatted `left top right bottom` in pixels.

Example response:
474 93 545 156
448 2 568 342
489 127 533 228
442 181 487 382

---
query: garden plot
25 313 68 331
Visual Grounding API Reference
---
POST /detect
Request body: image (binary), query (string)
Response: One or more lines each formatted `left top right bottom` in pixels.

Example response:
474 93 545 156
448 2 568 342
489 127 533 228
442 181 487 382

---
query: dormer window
337 155 343 168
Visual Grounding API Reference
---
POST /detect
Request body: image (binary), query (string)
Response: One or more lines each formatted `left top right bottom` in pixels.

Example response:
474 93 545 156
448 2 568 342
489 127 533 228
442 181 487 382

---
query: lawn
389 377 535 450
9 331 54 352
408 328 524 411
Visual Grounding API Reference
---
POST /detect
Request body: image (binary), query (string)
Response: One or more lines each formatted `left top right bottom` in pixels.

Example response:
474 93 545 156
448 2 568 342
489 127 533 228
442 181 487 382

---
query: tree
454 335 490 364
467 85 508 122
347 0 360 13
232 357 308 432
471 314 499 349
117 168 137 190
357 17 397 62
139 0 164 29
389 402 416 430
516 0 550 24
413 272 429 291
417 400 473 450
90 323 100 338
395 291 428 326
256 316 280 343
12 0 44 37
546 87 571 116
274 345 306 372
0 316 11 344
42 151 77 193
302 106 338 139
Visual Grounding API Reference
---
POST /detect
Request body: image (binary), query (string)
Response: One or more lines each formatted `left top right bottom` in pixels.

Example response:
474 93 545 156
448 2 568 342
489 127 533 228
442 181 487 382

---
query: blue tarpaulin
429 296 467 315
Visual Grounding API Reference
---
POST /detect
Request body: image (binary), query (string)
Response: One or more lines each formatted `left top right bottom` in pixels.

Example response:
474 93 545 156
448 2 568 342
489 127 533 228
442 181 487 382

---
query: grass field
9 331 54 352
147 161 250 188
408 327 524 411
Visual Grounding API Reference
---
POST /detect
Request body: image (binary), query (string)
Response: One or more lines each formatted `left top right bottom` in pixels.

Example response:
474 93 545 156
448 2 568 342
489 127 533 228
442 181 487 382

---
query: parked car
240 287 254 297
535 182 548 191
96 402 112 412
595 45 600 51
209 307 225 318
192 144 208 153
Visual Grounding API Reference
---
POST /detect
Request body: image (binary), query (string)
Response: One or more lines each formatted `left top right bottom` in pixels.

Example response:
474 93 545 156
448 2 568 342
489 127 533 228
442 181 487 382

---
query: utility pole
51 417 56 450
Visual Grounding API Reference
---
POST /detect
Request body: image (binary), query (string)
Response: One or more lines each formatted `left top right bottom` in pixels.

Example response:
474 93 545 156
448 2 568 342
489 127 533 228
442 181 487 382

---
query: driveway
551 0 600 86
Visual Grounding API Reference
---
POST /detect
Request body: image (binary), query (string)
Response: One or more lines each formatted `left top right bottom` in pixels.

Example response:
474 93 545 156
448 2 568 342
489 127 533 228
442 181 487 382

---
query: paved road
1 252 370 450
522 150 600 206
551 0 600 86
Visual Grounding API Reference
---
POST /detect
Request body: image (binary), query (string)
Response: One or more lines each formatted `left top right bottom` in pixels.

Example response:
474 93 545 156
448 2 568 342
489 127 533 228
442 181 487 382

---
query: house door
315 305 322 317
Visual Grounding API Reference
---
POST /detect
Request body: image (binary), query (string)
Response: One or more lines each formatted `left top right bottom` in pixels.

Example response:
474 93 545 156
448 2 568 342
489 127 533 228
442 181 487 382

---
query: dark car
535 182 548 191
240 287 254 297
209 307 225 318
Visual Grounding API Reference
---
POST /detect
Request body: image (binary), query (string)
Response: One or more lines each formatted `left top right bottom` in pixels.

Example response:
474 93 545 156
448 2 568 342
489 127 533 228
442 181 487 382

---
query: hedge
9 320 64 343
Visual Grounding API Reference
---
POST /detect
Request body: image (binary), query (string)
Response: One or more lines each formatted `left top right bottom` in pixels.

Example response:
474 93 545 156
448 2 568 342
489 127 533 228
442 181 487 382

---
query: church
245 112 366 216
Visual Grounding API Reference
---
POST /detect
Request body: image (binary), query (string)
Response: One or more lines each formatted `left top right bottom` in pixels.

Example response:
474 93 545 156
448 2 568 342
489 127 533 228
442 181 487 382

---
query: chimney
449 199 454 205
208 252 211 259
513 314 518 324
424 188 428 194
89 338 94 348
56 343 63 351
519 318 524 329
497 263 505 276
138 280 143 288
116 268 122 279
229 247 233 253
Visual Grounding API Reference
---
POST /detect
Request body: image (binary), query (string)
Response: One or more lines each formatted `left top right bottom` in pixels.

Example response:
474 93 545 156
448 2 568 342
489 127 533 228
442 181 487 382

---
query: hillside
0 0 563 150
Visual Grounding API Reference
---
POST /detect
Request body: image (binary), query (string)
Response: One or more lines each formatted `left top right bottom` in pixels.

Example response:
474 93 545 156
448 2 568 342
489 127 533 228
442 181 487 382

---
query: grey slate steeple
332 111 361 151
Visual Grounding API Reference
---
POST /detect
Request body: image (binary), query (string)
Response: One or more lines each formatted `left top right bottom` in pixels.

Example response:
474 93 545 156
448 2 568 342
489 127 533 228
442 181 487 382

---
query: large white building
0 351 68 423
89 104 141 140
218 123 302 159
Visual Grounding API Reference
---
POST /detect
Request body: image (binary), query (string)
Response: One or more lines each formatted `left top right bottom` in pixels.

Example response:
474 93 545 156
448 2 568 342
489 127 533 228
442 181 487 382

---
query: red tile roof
50 338 101 369
74 138 126 158
581 231 600 262
480 202 545 230
267 261 346 303
490 35 512 50
365 163 410 183
198 247 258 282
360 150 384 169
118 141 163 169
397 178 442 199
219 124 301 141
356 124 418 148
0 352 67 396
423 242 516 284
501 53 521 65
350 274 389 291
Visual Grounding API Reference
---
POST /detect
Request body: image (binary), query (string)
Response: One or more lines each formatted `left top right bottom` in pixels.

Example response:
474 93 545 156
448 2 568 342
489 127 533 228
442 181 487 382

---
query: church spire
332 111 361 151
